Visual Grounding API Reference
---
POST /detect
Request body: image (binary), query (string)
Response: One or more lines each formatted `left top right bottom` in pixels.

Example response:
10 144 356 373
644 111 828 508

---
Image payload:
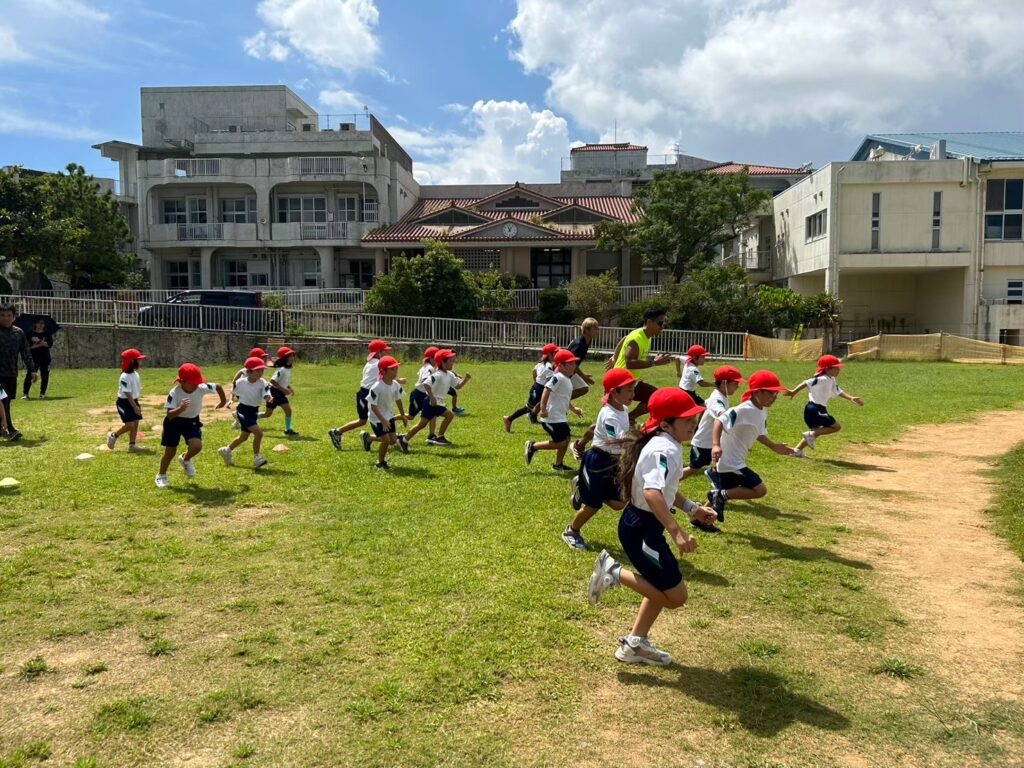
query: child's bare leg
554 441 568 464
229 432 250 450
377 436 389 463
282 404 292 418
569 506 599 532
114 423 132 438
722 483 767 501
159 446 176 474
337 417 366 434
183 438 202 460
251 426 263 455
261 405 276 419
532 440 556 451
405 417 429 440
681 466 704 480
436 411 454 437
128 423 140 443
815 424 841 437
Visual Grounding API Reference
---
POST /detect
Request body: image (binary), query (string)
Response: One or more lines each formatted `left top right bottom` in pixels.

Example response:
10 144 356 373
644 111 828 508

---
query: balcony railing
147 222 258 243
721 249 773 272
301 222 348 240
299 157 347 175
174 158 222 176
363 201 378 222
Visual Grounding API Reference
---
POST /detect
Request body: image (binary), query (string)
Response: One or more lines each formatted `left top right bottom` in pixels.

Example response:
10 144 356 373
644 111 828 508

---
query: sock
285 415 293 431
720 490 729 500
428 433 436 440
509 406 530 421
611 564 622 585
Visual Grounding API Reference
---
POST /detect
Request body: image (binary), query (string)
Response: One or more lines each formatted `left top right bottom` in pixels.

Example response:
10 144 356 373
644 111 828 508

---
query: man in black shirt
0 304 37 441
23 318 53 399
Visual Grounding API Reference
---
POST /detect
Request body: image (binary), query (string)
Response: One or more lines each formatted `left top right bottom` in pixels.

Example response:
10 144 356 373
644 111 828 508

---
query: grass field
1 359 1023 768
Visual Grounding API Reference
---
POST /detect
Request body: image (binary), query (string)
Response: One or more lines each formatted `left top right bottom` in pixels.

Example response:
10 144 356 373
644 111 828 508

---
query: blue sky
3 0 1024 185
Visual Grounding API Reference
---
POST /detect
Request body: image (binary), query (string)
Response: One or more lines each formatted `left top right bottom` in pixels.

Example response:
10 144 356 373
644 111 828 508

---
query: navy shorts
804 403 836 429
236 403 260 432
448 386 457 397
372 418 396 438
161 416 202 448
683 389 705 406
716 466 764 491
422 403 448 420
688 445 712 469
116 397 141 424
355 387 370 420
526 382 544 408
409 389 428 418
541 421 571 443
618 504 683 592
268 388 289 407
578 448 622 509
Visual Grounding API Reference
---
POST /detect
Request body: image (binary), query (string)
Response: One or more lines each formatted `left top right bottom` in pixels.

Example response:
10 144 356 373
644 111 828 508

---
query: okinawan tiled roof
570 143 648 153
706 162 808 176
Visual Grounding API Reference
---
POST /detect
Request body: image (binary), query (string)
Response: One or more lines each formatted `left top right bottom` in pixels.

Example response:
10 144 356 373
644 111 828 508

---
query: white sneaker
106 432 117 450
128 444 143 453
588 549 620 605
178 454 197 478
253 455 268 469
155 474 170 489
803 430 817 449
231 415 241 431
615 635 672 666
218 446 234 466
790 448 807 460
570 441 582 462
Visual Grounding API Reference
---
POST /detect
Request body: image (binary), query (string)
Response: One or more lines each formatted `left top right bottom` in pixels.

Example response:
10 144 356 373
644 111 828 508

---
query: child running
525 349 583 472
408 346 439 420
587 388 718 666
262 346 298 436
107 348 147 452
675 344 711 405
328 339 391 449
403 349 471 446
786 354 864 457
155 364 227 489
503 343 558 432
231 347 272 430
561 368 637 549
706 370 798 521
219 357 273 470
360 355 409 469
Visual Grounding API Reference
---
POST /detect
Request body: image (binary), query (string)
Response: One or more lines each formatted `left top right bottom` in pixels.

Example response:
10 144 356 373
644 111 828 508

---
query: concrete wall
982 266 1024 301
772 165 833 280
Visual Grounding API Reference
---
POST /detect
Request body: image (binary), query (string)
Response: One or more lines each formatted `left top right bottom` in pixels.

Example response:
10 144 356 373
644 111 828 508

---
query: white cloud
510 0 1024 150
0 26 31 61
441 103 469 114
0 107 104 142
318 87 364 112
246 0 380 72
393 100 570 184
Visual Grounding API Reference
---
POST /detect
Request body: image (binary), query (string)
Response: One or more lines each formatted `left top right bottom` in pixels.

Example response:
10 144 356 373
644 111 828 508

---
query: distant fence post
112 300 119 328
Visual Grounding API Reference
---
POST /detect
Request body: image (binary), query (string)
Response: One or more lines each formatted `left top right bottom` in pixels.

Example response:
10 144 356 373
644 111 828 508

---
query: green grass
990 445 1024 562
876 658 925 680
0 359 1023 767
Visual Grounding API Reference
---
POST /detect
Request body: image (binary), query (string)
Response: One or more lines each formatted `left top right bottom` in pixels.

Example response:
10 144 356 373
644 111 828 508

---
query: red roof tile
570 143 648 153
706 162 808 176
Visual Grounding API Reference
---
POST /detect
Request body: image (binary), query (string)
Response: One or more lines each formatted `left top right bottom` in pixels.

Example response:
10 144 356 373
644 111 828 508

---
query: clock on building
502 222 518 238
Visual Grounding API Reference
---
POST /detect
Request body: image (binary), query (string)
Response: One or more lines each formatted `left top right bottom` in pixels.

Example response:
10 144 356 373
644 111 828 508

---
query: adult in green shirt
605 307 673 421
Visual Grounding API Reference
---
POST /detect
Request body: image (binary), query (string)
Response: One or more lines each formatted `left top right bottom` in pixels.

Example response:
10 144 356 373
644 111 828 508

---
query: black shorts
409 389 428 418
683 389 705 407
116 397 141 424
422 403 448 420
526 382 544 408
579 448 622 509
688 445 712 469
371 418 396 437
633 380 657 404
269 388 289 407
355 387 370 420
448 387 457 397
716 467 764 491
541 421 571 443
161 416 202 448
618 504 683 592
236 403 260 432
804 403 836 429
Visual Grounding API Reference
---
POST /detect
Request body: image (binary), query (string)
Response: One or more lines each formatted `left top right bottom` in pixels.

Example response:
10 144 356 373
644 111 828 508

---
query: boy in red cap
328 339 390 449
408 346 439 421
404 349 471 446
786 354 863 457
360 355 410 469
261 346 298 436
230 347 274 430
526 349 584 472
674 344 711 405
561 368 637 549
588 388 717 666
155 364 227 489
219 357 274 470
107 348 147 452
503 342 558 432
707 370 798 519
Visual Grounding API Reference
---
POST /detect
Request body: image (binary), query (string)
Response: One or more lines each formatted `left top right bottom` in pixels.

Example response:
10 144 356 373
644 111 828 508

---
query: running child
706 370 798 521
503 343 558 432
587 388 718 666
261 346 298 436
328 339 391 449
155 364 227 489
230 348 272 430
219 357 273 470
675 344 711 405
525 349 583 472
360 355 409 470
561 368 637 550
786 354 864 457
107 348 147 452
403 349 471 446
408 346 439 420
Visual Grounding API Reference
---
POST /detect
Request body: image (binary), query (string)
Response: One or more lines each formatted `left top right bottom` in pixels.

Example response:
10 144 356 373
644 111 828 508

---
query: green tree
566 270 620 323
364 239 482 319
596 169 771 281
0 167 75 280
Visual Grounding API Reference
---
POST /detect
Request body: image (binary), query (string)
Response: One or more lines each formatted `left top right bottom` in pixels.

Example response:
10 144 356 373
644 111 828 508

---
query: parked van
137 290 275 332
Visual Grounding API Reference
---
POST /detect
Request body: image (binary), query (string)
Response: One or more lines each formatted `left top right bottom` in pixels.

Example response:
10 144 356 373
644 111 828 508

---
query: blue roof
851 132 1024 161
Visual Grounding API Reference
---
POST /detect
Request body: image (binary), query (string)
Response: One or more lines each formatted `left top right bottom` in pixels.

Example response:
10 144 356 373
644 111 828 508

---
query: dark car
137 290 277 332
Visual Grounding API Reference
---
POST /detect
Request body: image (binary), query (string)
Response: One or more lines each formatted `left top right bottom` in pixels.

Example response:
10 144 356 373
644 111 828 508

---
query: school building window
225 260 248 287
871 193 880 250
453 249 501 272
805 210 827 242
531 247 571 288
985 180 1023 240
336 196 358 222
302 260 321 287
1008 279 1023 305
341 259 374 289
162 199 186 225
276 196 327 224
999 329 1021 346
932 191 942 249
166 260 191 289
220 197 256 224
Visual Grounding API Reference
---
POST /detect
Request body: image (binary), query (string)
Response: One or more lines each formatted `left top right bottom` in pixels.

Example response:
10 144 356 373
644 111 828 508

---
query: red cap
368 339 391 353
377 355 400 372
686 344 708 359
816 354 844 375
713 365 745 383
642 388 705 433
553 349 579 366
603 368 638 393
243 357 266 372
120 348 146 372
423 346 439 362
248 347 269 359
541 343 559 356
746 370 787 394
176 363 205 386
276 346 295 360
434 349 457 368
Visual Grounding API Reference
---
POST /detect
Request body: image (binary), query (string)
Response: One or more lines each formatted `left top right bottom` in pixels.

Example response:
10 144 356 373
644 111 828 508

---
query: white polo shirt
678 360 702 391
360 359 380 390
426 370 458 407
535 362 554 386
414 364 434 393
541 372 574 424
117 371 141 400
272 366 293 391
692 388 730 449
165 383 218 419
631 433 684 512
592 404 631 454
233 376 271 408
803 375 844 406
368 379 404 424
716 400 769 473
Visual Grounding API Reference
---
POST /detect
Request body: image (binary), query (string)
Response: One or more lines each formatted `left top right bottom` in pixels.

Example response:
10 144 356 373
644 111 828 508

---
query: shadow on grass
169 485 244 507
736 533 872 571
819 458 897 473
387 466 435 479
20 395 75 401
426 450 487 460
743 503 811 522
249 467 296 477
618 665 850 736
0 436 48 448
278 434 321 443
582 541 731 588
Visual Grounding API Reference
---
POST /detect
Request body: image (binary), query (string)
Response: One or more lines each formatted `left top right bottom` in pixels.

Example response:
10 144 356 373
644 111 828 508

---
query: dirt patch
81 395 236 437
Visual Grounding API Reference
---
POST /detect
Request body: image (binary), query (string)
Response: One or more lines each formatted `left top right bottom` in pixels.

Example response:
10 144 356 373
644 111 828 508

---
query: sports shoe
527 411 538 424
615 635 672 666
284 429 300 437
524 441 536 465
691 518 723 534
552 463 575 473
397 435 410 454
154 474 170 489
374 461 391 471
232 414 241 430
704 467 721 489
433 435 452 446
502 416 513 433
803 430 817 449
218 446 234 466
426 436 443 446
20 395 29 401
178 454 197 479
106 432 117 450
360 431 371 452
128 444 143 453
453 407 466 415
561 525 587 550
253 455 269 469
790 448 807 460
569 474 582 511
328 428 342 450
707 489 726 522
7 430 22 442
588 549 620 604
39 394 46 400
570 441 583 462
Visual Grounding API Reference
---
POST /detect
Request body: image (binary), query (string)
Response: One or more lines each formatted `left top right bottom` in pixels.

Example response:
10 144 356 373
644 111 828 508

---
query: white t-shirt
233 376 271 408
165 383 218 419
118 371 141 400
426 370 458 407
592 404 631 454
360 359 380 390
541 372 574 424
804 375 844 407
0 384 6 401
716 400 769 473
414 364 434 393
692 388 730 449
677 360 702 391
631 433 684 512
368 379 404 425
535 362 554 386
272 366 293 391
